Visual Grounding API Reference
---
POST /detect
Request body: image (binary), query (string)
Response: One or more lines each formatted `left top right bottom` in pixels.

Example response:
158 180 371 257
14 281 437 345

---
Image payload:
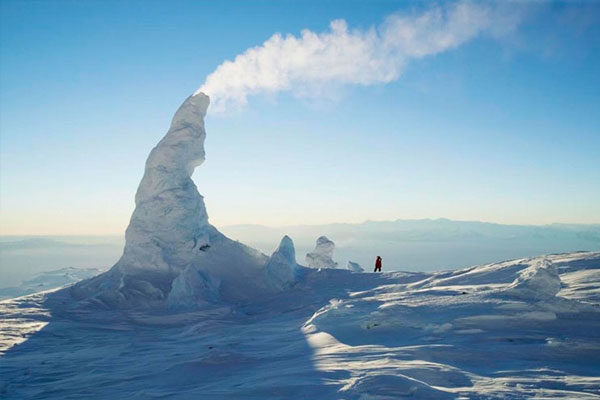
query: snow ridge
506 258 562 300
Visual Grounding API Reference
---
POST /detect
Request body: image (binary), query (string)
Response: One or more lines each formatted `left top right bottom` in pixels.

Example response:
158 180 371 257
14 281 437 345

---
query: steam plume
197 1 521 111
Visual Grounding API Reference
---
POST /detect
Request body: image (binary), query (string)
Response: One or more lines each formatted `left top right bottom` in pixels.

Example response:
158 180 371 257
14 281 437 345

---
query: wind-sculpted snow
300 252 600 399
2 252 599 399
506 258 562 300
305 236 338 269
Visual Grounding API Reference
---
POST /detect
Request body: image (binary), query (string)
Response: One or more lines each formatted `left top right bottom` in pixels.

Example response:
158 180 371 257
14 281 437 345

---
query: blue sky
1 0 599 235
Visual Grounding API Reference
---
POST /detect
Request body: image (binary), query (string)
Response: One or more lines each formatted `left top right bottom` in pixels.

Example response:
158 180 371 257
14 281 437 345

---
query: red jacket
375 258 382 268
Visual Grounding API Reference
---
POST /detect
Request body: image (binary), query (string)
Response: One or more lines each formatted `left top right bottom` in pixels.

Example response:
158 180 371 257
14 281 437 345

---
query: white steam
197 1 521 111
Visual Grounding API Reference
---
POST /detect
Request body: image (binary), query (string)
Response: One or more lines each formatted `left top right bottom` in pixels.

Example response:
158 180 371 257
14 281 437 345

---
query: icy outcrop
120 93 211 276
167 265 220 310
305 236 338 269
506 259 562 300
72 93 269 308
191 227 269 302
347 261 364 273
265 236 301 288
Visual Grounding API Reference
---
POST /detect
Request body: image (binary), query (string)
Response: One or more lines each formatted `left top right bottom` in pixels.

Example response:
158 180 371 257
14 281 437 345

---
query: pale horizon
1 214 599 237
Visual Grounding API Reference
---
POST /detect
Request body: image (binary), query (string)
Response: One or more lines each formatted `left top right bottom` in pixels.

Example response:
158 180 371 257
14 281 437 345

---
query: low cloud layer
197 1 522 111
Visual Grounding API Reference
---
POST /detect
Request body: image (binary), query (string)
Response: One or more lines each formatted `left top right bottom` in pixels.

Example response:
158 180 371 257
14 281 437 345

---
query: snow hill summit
69 92 344 309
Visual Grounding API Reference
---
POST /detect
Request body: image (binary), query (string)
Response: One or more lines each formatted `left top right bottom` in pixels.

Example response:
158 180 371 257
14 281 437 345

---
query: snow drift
506 258 562 300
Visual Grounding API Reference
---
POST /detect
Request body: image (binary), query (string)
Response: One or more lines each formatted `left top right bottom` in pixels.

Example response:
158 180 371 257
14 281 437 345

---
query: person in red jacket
374 256 382 272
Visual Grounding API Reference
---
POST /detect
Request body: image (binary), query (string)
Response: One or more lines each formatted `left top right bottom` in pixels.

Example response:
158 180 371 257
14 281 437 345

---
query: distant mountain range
1 219 598 287
221 219 600 246
0 236 123 288
220 219 600 272
0 267 106 300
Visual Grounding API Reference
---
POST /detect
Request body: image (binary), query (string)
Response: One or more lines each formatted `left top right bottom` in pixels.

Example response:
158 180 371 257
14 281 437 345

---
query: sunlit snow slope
1 251 599 399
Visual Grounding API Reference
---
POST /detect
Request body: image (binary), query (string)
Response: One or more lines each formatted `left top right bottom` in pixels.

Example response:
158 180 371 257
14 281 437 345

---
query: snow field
1 252 599 399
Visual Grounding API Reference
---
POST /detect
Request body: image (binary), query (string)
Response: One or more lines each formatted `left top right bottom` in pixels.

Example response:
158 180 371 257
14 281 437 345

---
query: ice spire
119 93 212 276
72 93 274 307
265 235 301 288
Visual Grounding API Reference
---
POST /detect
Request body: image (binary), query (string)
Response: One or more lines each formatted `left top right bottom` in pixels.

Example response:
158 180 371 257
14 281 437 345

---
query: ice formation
120 93 212 275
347 261 364 273
167 265 220 310
71 93 269 308
264 236 301 289
305 236 338 269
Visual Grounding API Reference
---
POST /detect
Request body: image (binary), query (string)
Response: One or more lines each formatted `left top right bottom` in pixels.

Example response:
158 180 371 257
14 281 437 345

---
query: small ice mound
305 236 338 269
167 265 220 310
264 235 301 289
506 259 562 300
347 261 364 273
340 374 453 399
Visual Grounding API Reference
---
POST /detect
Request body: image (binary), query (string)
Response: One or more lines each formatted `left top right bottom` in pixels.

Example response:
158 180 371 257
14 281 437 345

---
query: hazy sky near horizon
1 0 599 235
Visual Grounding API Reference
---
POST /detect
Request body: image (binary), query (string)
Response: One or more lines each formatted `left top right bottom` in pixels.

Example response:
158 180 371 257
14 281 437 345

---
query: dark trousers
374 266 381 272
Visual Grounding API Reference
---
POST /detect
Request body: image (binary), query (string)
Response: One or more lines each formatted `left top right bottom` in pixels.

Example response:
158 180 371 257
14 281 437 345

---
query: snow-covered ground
1 251 598 399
